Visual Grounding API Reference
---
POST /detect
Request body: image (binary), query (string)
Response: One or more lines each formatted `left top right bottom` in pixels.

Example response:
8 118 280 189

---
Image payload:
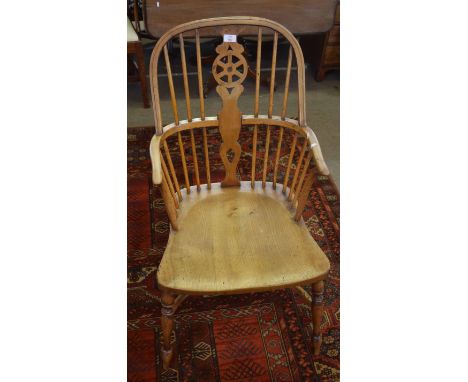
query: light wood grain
268 32 278 118
294 170 315 221
177 132 191 193
160 291 175 368
254 27 262 117
295 285 312 303
251 125 258 188
305 126 330 175
149 16 308 133
262 125 271 188
293 150 313 204
148 17 333 365
157 182 330 295
281 46 293 119
272 127 284 189
161 174 178 230
202 127 211 189
149 135 162 185
312 280 325 355
190 130 201 190
195 29 205 120
283 133 298 192
163 45 179 125
212 41 248 187
288 139 307 200
178 34 192 121
161 157 179 209
160 115 304 137
163 141 182 201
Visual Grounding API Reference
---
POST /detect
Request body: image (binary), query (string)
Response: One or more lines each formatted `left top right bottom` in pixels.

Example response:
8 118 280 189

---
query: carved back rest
149 17 329 227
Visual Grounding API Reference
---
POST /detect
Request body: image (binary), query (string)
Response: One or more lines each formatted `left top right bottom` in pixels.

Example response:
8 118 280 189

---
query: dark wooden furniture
143 0 338 38
128 0 153 40
315 2 340 81
138 0 339 95
148 16 331 369
127 17 150 108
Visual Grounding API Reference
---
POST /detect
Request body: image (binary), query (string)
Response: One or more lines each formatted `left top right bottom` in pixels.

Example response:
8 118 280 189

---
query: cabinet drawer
324 45 340 65
328 26 340 44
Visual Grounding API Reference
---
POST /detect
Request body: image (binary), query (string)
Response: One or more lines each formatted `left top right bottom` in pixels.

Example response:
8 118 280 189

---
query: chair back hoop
149 17 329 225
150 16 307 133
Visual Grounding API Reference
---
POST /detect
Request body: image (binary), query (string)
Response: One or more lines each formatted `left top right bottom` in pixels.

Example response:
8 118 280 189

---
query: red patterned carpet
128 126 340 382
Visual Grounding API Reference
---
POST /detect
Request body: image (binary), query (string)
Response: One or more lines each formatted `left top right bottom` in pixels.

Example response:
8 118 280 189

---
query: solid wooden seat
158 182 330 294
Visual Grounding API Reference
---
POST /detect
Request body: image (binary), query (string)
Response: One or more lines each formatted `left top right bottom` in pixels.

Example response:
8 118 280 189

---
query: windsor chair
148 16 331 369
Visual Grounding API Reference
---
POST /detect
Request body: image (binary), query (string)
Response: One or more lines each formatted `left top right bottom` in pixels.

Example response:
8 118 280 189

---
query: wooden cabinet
315 3 340 81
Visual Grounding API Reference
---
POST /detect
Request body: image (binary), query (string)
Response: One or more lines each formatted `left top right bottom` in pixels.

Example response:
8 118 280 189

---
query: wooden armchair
148 16 331 369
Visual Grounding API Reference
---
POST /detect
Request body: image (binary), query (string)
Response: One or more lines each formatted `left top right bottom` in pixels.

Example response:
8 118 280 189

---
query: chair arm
305 126 330 176
149 135 163 184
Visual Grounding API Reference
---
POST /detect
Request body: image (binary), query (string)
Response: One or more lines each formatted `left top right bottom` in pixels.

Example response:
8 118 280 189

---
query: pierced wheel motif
212 43 248 88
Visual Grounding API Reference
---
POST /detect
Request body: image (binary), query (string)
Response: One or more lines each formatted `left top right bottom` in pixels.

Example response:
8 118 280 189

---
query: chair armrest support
305 126 330 176
149 135 163 184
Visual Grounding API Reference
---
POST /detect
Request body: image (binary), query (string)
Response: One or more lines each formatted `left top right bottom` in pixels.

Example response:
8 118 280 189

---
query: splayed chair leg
311 280 325 355
161 291 176 369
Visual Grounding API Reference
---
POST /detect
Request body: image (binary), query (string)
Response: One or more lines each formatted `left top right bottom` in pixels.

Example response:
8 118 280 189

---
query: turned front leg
311 280 325 355
161 292 176 369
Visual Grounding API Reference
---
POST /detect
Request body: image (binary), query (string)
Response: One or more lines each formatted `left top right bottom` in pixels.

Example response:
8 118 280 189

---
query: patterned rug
128 126 340 382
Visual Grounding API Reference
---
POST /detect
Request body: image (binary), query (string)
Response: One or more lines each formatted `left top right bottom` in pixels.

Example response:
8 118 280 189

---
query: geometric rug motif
128 126 340 381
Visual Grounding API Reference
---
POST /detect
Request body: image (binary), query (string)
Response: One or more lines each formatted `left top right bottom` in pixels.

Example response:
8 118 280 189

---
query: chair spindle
262 125 271 188
202 127 211 189
161 173 178 229
190 130 201 190
161 155 179 208
281 46 293 119
195 30 205 119
254 28 262 117
282 133 298 193
163 45 179 125
293 150 313 204
274 44 293 190
177 132 190 193
289 139 307 200
272 126 284 189
251 125 258 188
179 34 192 122
294 170 315 221
163 140 182 201
262 34 277 189
268 32 278 118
